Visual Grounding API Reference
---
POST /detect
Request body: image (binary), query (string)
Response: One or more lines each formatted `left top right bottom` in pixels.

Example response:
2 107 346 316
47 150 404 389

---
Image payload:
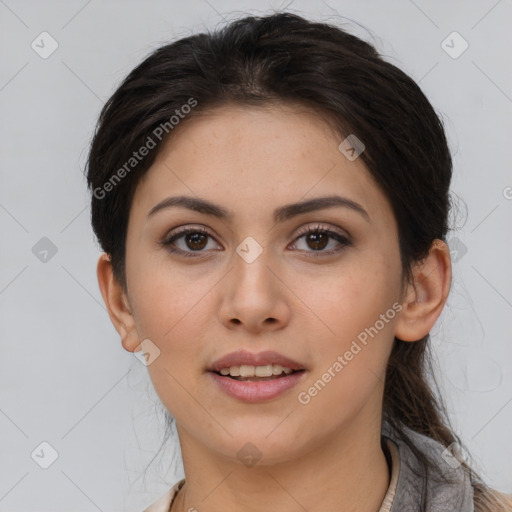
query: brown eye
292 224 351 257
184 232 208 250
304 231 329 251
161 224 351 259
162 226 220 257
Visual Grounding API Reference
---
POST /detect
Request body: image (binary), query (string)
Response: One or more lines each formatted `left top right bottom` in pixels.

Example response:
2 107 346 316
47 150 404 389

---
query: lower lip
208 371 306 402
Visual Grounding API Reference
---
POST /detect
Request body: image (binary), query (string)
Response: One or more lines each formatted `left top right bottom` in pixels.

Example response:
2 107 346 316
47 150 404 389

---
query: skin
97 103 451 512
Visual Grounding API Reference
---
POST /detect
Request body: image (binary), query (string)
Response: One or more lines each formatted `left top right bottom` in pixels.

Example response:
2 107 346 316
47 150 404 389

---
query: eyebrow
147 194 370 223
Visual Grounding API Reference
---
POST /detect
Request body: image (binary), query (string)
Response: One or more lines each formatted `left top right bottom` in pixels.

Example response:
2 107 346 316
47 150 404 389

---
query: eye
290 224 351 257
161 226 221 258
160 223 351 259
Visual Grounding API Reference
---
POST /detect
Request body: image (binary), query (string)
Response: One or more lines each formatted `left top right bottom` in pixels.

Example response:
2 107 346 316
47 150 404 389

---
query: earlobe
394 239 452 342
96 254 140 352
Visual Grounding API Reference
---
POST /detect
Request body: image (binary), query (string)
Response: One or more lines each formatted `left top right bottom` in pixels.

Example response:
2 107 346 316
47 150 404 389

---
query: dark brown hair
85 12 510 510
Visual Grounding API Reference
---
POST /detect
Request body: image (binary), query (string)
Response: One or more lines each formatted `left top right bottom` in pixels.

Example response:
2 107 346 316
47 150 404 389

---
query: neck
173 414 391 512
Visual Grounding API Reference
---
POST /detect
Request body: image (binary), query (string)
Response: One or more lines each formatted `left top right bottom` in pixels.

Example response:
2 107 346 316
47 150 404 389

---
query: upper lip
208 350 306 373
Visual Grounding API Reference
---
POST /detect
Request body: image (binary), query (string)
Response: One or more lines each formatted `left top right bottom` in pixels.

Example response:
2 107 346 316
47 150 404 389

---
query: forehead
130 103 392 226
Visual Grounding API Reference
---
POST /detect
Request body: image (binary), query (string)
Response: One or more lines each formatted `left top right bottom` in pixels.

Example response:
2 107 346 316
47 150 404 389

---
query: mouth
208 368 307 402
207 349 306 373
207 351 307 402
211 365 306 381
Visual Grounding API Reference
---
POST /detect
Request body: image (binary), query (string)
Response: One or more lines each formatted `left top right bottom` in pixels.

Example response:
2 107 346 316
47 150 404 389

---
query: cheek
128 263 215 420
296 298 397 430
128 256 215 338
300 253 401 344
296 252 400 398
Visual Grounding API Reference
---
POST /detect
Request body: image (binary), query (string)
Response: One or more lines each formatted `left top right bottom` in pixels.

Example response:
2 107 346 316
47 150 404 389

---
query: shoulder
143 479 185 512
383 422 512 511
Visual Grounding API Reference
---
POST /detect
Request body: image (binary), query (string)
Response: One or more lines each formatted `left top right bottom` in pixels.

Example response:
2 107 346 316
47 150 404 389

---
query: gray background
1 0 511 510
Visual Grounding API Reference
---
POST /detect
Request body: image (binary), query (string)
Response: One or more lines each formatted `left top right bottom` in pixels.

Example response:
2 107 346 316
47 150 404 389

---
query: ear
395 239 452 342
96 253 141 353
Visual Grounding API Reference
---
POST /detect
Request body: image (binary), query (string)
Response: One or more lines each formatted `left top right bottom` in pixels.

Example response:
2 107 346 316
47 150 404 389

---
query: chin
211 427 307 465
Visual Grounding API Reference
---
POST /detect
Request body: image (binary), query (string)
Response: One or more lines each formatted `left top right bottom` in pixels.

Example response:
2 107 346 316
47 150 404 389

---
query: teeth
255 365 273 377
218 364 296 377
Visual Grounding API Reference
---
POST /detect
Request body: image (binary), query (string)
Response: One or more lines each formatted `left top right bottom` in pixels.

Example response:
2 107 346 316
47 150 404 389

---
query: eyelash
160 224 351 259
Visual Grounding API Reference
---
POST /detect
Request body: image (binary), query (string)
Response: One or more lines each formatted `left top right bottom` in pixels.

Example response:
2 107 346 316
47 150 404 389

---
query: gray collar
382 421 474 511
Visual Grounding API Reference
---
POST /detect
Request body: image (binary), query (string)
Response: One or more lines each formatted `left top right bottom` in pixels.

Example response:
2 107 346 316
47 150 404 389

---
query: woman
86 12 512 512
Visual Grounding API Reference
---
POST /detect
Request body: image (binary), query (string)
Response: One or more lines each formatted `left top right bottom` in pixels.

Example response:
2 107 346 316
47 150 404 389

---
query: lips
207 350 307 402
207 350 306 373
209 369 306 402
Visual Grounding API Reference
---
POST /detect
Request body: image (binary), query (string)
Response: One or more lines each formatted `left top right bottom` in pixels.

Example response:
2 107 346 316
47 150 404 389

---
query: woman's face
123 103 405 464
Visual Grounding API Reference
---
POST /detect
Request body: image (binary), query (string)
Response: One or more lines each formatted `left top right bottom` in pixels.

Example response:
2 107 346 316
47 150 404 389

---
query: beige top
143 438 401 512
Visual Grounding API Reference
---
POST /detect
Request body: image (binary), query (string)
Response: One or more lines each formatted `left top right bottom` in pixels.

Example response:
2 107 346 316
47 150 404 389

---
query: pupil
187 233 207 250
308 232 328 250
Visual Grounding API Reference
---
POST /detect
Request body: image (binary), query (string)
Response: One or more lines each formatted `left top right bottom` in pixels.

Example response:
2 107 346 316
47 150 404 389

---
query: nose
217 247 291 335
